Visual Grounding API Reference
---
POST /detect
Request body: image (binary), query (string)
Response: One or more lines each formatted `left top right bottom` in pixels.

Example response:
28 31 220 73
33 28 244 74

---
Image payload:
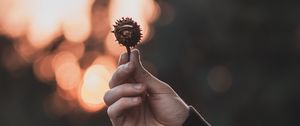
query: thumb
130 49 175 94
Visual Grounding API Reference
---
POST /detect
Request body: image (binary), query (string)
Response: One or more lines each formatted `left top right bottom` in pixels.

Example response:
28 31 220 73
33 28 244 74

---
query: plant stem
126 46 130 62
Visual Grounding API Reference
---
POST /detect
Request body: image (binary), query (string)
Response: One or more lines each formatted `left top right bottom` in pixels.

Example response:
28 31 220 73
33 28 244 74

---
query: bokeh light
52 51 81 91
207 65 233 93
0 0 160 115
79 64 112 112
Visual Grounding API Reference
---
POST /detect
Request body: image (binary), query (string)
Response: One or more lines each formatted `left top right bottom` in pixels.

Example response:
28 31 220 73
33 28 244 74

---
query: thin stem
126 46 131 62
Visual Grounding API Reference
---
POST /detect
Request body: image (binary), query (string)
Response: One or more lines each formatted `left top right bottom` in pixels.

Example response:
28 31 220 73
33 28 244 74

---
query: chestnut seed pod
112 17 142 61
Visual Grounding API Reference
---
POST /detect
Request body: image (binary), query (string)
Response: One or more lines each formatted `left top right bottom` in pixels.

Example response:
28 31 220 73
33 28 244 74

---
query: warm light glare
33 55 55 82
0 0 28 37
62 0 94 43
80 65 111 112
0 0 94 48
53 52 81 90
0 0 160 114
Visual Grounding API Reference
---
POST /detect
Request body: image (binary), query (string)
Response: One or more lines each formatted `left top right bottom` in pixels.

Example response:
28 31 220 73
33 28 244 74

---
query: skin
104 49 190 126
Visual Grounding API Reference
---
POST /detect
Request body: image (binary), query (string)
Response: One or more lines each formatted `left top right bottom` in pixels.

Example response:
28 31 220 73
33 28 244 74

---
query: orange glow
33 55 55 82
27 0 62 48
93 55 117 71
0 0 94 48
108 0 160 30
0 0 160 114
62 0 94 43
52 51 81 91
0 0 28 38
105 0 160 56
57 41 85 59
13 39 44 62
57 87 78 101
91 6 110 41
105 33 126 57
79 64 112 112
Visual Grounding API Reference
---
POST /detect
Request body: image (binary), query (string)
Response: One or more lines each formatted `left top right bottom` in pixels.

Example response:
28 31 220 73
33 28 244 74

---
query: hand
104 49 189 126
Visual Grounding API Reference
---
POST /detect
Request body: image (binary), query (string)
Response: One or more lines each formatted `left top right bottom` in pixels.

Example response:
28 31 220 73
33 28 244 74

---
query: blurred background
0 0 300 125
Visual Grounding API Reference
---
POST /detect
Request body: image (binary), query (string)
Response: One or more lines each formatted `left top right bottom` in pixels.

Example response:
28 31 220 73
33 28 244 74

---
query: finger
109 62 135 88
107 97 142 119
104 83 146 106
118 52 129 66
130 49 175 94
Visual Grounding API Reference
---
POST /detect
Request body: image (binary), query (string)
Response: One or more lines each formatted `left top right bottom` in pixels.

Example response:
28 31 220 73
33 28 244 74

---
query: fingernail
132 97 139 102
133 84 143 90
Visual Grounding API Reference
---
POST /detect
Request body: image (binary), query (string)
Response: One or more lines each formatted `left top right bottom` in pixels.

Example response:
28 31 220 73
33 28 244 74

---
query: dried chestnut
112 17 142 62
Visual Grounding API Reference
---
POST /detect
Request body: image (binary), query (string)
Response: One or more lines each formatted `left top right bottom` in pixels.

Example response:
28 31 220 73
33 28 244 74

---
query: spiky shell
112 17 142 47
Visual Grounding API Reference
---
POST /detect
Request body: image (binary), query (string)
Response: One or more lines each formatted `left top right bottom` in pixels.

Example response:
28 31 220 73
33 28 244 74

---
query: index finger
109 62 135 88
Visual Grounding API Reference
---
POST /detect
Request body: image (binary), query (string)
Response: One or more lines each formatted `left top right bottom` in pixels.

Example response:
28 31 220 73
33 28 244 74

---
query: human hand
104 49 189 126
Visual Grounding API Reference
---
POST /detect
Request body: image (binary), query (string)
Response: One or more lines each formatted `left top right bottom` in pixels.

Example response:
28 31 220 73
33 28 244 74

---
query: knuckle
108 77 116 88
117 84 137 95
124 83 138 92
109 74 120 88
112 86 122 95
103 90 111 105
119 97 130 106
107 106 115 118
108 81 113 88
